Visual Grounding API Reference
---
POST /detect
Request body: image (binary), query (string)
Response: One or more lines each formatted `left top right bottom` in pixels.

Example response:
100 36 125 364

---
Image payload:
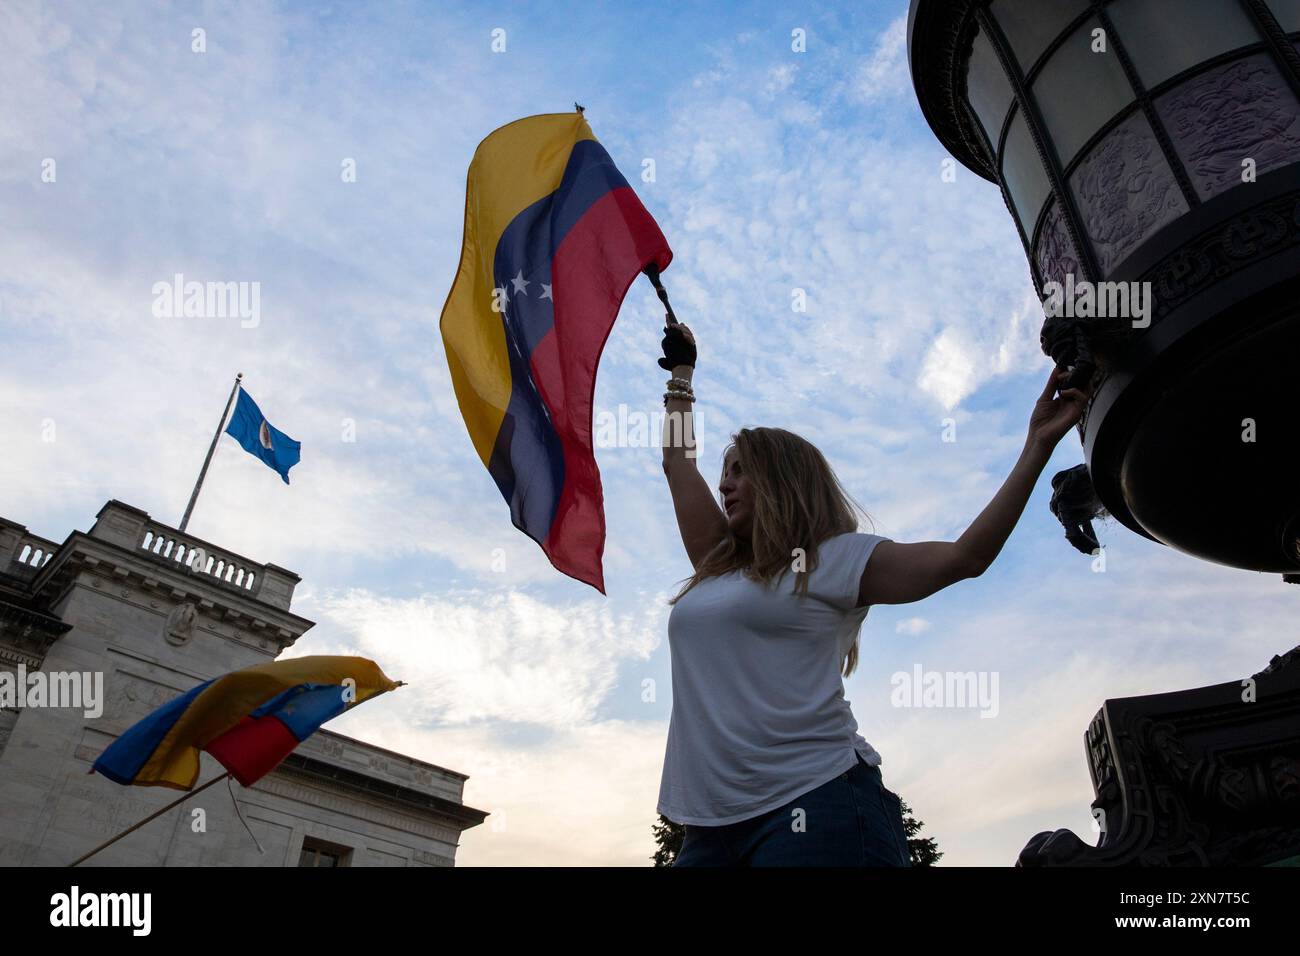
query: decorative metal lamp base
1018 646 1300 866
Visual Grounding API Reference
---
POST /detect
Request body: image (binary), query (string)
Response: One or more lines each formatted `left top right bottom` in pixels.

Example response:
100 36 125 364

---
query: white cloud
918 328 980 409
896 617 932 636
852 15 909 105
327 712 670 866
308 588 665 729
764 62 798 97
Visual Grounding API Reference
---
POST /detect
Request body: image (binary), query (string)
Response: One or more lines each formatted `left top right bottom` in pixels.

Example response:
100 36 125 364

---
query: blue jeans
673 753 912 867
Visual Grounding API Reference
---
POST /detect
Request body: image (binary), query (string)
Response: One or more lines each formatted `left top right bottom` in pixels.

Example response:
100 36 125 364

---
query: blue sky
2 0 1293 865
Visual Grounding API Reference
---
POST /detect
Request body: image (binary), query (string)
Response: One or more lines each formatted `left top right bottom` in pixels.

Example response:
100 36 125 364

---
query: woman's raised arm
659 324 727 568
858 365 1091 606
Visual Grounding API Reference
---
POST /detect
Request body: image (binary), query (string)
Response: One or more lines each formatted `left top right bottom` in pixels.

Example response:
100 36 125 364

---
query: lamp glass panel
966 26 1016 148
1033 16 1135 167
1002 107 1053 234
1267 0 1300 32
991 0 1090 75
1107 0 1261 90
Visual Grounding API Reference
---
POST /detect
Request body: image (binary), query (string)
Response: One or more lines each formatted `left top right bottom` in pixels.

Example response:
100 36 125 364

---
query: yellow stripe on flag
439 113 598 467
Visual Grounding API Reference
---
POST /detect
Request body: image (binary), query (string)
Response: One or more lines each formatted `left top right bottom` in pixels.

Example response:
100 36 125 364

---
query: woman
655 321 1089 867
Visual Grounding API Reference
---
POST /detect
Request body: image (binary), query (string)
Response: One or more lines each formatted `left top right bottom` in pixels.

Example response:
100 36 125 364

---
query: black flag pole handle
642 264 679 327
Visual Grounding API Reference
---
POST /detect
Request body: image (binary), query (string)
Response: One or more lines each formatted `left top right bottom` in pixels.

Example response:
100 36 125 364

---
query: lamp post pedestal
1018 646 1300 867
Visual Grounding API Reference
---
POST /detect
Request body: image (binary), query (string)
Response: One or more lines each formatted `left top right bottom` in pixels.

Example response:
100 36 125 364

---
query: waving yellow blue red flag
92 656 399 790
439 112 673 592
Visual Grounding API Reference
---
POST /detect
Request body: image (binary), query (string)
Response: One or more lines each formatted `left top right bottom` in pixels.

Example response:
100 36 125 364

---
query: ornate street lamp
908 0 1300 865
910 0 1300 575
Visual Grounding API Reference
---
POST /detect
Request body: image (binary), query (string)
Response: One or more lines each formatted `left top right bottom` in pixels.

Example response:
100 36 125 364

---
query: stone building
0 500 487 866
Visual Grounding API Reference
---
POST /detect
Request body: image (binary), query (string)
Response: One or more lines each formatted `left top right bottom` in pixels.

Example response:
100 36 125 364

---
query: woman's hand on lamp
1027 365 1091 453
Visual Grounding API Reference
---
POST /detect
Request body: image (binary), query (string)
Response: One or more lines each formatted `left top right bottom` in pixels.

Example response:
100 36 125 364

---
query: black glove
658 325 696 371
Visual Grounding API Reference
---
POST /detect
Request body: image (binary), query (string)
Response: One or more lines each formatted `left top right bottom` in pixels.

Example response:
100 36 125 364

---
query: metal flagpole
68 772 231 866
179 372 243 533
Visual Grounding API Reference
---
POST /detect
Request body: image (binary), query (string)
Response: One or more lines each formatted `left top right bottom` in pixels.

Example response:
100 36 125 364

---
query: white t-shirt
657 531 890 826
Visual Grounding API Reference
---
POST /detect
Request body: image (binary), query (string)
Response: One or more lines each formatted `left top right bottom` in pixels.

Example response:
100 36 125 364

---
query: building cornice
276 752 489 831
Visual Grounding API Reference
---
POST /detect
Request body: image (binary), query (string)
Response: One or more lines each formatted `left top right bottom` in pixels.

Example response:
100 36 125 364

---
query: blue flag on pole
225 389 301 484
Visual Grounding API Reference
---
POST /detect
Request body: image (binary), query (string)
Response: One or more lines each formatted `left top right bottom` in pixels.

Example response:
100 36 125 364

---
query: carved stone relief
1034 200 1082 290
164 602 197 646
1070 112 1189 274
1157 53 1300 202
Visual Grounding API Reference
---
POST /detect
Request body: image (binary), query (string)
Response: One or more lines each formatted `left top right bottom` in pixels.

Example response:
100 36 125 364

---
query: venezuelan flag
439 112 673 592
91 656 398 790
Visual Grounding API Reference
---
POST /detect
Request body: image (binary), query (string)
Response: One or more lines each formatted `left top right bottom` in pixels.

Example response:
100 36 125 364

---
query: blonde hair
670 427 875 676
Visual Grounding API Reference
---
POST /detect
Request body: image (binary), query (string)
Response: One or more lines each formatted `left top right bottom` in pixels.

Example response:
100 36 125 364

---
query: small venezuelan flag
439 112 673 592
91 656 399 790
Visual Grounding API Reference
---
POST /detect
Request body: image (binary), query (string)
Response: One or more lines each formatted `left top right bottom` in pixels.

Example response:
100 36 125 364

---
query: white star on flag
511 270 529 295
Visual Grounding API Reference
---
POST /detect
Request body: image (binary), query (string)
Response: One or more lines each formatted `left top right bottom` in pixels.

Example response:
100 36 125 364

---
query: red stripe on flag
204 714 300 787
530 186 672 592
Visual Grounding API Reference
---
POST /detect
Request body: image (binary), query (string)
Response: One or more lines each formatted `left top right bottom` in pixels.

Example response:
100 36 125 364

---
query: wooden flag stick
69 772 231 867
642 265 679 327
179 372 243 533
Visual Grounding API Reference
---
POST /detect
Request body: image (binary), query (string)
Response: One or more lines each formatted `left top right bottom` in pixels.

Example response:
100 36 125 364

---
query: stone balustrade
138 523 259 593
86 502 301 610
13 533 58 570
0 501 304 611
0 518 59 582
